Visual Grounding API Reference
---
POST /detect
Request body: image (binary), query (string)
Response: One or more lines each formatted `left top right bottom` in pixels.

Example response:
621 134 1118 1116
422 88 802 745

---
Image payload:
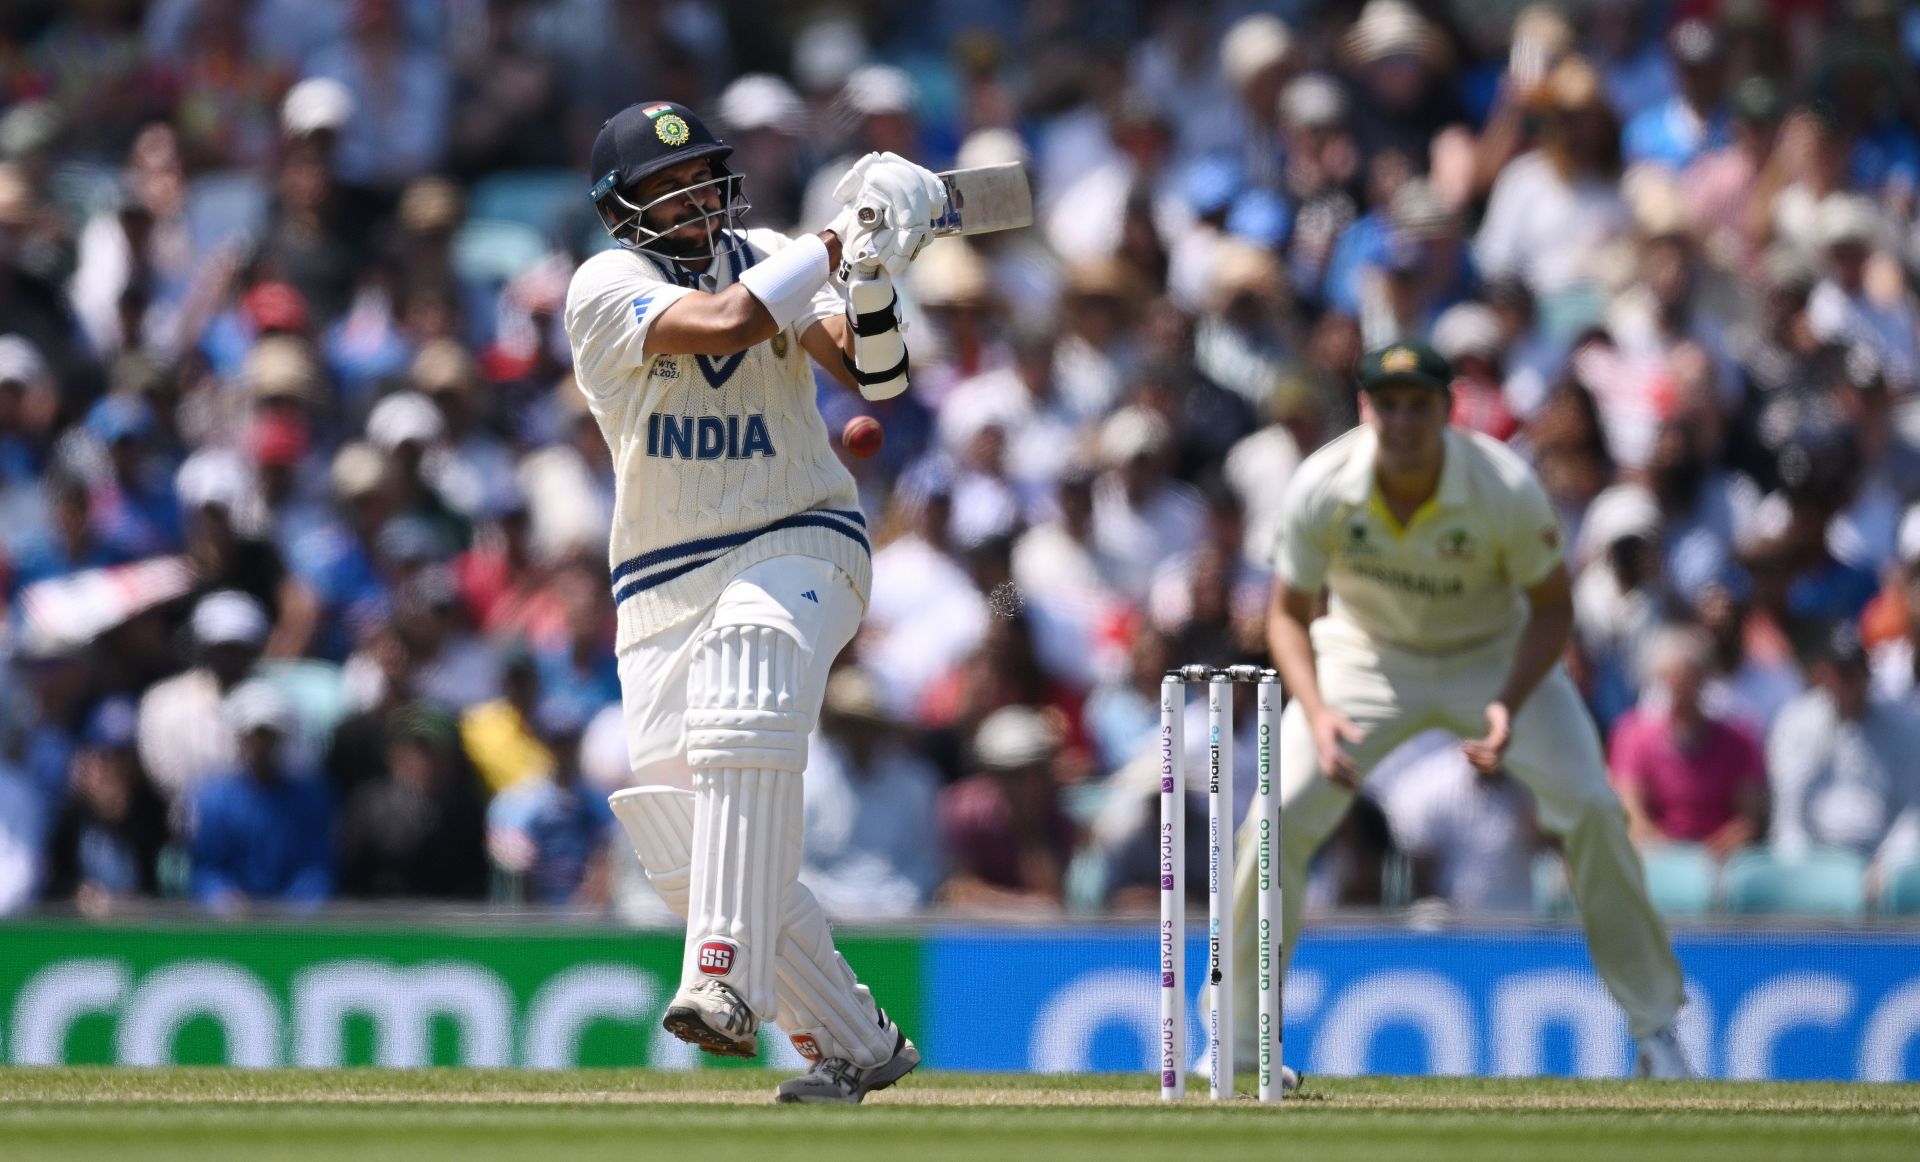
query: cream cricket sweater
564 229 870 652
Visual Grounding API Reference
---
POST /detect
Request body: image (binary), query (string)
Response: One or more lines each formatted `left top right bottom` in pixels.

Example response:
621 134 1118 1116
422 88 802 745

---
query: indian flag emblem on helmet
1382 347 1418 373
655 113 691 147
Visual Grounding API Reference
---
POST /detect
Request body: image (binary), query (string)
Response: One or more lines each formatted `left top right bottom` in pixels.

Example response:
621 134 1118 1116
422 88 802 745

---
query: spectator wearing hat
1476 56 1630 309
1277 72 1360 220
1731 247 1825 423
514 378 615 565
137 590 270 807
486 695 615 906
864 458 990 721
713 73 812 230
1371 185 1475 352
188 680 333 915
1806 194 1919 388
799 668 944 919
0 335 58 491
1431 302 1517 441
256 73 372 319
1623 20 1730 172
1326 177 1467 334
1572 484 1676 730
287 442 394 660
940 705 1076 913
1609 624 1768 857
1339 0 1462 173
176 447 320 659
1192 242 1293 413
366 389 473 551
248 409 327 556
338 701 488 899
909 239 1010 412
86 394 183 560
1091 406 1205 604
1211 13 1298 189
41 697 168 913
1042 92 1176 272
1608 182 1742 400
412 339 517 520
939 321 1086 512
1768 624 1920 870
6 470 130 598
799 63 925 233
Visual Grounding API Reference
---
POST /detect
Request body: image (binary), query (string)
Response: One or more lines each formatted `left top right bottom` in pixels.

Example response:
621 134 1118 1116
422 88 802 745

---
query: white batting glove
830 154 947 277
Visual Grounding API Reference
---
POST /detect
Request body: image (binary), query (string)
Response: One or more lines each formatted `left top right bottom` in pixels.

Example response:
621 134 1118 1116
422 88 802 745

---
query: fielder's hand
1309 708 1365 789
829 151 946 276
1462 701 1512 775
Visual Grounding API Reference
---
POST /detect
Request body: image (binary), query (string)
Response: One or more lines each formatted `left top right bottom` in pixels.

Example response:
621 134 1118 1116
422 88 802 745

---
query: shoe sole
662 1005 756 1059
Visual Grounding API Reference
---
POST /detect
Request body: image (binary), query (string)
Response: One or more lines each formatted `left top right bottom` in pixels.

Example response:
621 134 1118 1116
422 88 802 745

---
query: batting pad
611 785 893 1067
681 624 809 1021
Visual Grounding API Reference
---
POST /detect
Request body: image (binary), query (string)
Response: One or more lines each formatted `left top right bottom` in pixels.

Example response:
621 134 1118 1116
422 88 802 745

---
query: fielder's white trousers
1231 616 1685 1042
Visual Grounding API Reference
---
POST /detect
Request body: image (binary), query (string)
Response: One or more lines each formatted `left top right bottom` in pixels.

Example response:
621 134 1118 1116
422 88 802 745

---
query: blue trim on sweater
610 510 871 606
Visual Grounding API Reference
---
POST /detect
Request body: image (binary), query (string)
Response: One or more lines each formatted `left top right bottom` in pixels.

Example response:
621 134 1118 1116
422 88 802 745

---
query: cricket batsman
1231 340 1695 1079
564 100 938 1102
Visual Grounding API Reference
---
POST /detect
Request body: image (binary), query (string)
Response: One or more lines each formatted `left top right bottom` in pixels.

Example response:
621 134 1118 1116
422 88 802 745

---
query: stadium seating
466 169 582 235
1639 843 1717 917
453 218 549 283
1721 848 1868 920
1877 862 1920 917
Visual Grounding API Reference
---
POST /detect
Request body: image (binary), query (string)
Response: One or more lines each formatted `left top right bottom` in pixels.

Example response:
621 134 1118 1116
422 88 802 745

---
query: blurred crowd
2 0 1920 923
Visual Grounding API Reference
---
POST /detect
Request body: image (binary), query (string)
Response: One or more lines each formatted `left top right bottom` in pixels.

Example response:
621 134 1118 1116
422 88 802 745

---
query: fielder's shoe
1634 1023 1696 1079
774 1029 921 1104
662 979 758 1059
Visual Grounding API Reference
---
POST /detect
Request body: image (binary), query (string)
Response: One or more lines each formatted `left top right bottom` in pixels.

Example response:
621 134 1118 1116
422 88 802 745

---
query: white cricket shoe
662 979 758 1059
1634 1023 1696 1079
775 1029 921 1104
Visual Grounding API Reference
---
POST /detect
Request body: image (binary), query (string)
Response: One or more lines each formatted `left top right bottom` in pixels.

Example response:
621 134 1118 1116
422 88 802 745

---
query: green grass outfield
1 1069 1916 1161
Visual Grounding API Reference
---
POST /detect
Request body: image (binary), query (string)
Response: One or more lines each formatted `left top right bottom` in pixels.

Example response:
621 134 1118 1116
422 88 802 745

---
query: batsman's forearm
1496 602 1572 712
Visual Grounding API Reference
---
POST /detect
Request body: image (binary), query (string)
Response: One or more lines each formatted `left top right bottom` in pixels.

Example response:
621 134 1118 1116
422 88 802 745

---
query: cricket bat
930 162 1032 237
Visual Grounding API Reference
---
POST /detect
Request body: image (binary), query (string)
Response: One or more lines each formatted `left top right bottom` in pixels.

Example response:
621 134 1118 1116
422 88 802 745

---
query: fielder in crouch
1231 341 1694 1079
564 100 939 1102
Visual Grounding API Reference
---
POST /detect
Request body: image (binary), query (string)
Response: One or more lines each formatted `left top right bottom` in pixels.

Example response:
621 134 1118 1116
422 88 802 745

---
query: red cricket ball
842 415 884 459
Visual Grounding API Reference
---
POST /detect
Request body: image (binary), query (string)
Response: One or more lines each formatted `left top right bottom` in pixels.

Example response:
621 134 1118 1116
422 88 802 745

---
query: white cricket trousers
1231 616 1685 1042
